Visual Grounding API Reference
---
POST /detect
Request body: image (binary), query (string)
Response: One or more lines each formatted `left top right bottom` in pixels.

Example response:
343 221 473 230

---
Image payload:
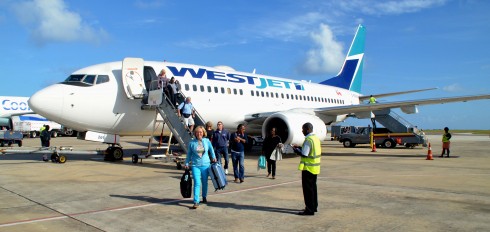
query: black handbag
180 169 192 198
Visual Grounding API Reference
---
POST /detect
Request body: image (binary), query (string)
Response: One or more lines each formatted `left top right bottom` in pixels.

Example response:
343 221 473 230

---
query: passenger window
233 89 237 95
185 84 190 91
83 75 96 85
227 88 231 94
281 93 284 98
200 85 205 92
221 87 225 94
207 86 212 92
261 91 264 97
193 85 197 91
239 89 243 95
96 75 109 84
266 92 269 97
251 90 254 96
214 86 218 93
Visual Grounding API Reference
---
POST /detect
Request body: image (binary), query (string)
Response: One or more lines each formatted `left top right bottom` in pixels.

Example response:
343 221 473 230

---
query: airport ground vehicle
10 114 66 138
0 130 23 147
332 108 428 148
336 126 427 148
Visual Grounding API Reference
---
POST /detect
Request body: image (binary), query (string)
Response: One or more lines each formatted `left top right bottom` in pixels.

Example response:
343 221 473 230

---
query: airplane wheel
58 155 67 163
112 147 124 160
132 154 139 164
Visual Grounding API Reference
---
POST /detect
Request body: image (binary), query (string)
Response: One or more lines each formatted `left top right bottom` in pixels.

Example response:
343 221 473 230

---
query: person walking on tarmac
440 127 452 158
369 95 377 104
292 122 321 216
184 126 217 209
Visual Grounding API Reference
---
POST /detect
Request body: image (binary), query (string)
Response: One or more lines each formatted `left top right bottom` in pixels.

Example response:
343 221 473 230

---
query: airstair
372 109 420 133
141 79 206 154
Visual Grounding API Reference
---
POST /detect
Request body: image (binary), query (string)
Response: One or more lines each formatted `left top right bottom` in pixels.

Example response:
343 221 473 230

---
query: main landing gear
104 144 124 161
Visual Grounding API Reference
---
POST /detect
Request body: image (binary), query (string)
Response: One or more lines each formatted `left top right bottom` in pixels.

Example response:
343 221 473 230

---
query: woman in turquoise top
184 125 217 209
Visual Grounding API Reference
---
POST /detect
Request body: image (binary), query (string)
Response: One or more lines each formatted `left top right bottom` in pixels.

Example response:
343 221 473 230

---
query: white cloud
336 0 447 15
257 12 324 41
442 83 463 92
134 0 165 9
301 24 345 74
12 0 108 46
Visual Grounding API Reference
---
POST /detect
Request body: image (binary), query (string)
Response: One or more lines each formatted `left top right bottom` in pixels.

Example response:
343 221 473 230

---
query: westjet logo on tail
167 66 305 91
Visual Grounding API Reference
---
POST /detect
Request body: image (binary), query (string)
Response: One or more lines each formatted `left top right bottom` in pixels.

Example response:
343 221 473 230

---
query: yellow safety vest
298 134 321 174
442 133 450 142
40 126 46 133
369 97 376 104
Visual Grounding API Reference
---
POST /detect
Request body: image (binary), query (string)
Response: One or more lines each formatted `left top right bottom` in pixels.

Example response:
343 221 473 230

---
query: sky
0 0 489 130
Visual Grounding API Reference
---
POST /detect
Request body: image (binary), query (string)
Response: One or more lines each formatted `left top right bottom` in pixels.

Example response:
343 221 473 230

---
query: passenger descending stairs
142 88 206 154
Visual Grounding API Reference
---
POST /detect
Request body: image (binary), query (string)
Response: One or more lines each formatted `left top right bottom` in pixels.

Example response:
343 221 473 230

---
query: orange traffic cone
371 140 377 152
426 143 433 160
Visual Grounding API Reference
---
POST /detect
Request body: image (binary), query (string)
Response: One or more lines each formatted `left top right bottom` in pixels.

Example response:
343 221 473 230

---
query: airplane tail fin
319 24 365 93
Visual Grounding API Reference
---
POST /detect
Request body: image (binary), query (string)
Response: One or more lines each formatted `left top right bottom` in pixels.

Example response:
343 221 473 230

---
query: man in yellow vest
292 122 321 216
369 95 377 104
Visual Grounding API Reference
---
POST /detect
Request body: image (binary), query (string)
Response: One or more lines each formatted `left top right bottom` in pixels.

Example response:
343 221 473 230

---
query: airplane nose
28 84 64 122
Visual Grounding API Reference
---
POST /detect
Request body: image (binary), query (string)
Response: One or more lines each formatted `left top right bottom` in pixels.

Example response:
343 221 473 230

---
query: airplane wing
244 94 490 126
358 88 438 102
317 94 490 116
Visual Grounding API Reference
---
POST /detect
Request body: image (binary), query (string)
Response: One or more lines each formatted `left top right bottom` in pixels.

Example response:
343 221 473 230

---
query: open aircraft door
122 57 147 99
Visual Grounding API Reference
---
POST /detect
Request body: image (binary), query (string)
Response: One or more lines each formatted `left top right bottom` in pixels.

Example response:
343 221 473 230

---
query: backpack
179 102 186 115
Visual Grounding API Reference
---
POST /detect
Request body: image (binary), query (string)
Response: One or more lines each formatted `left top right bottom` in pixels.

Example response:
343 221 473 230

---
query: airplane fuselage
29 61 359 137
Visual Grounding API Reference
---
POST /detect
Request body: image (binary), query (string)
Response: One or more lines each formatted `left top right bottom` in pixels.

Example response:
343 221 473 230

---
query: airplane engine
262 111 327 145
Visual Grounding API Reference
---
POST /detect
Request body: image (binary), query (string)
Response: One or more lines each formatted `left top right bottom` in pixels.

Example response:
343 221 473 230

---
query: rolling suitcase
209 162 227 191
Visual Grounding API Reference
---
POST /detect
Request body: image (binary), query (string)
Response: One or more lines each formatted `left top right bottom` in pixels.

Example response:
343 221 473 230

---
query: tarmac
1 134 490 231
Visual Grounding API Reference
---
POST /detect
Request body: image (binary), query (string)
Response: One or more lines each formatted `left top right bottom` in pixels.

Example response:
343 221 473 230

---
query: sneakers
192 203 199 209
225 169 228 175
202 197 207 203
240 179 244 183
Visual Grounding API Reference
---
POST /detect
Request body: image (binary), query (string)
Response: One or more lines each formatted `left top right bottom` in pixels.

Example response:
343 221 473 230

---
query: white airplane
28 25 490 159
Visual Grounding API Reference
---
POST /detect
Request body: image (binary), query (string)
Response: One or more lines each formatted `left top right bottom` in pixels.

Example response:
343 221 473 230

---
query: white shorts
183 116 195 127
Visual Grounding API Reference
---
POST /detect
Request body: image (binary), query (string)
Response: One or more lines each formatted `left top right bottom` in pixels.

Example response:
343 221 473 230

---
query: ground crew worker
369 95 376 104
292 122 321 216
39 124 46 146
440 127 452 158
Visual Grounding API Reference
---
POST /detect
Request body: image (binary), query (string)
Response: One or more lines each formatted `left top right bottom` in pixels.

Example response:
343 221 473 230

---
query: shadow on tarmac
110 194 300 214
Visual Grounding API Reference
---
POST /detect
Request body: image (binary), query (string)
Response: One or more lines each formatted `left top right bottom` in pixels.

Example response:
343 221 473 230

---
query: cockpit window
96 75 109 84
65 74 85 82
62 74 110 86
83 75 96 85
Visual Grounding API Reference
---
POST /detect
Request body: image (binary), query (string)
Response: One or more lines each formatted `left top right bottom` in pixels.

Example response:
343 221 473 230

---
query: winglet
319 25 365 93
